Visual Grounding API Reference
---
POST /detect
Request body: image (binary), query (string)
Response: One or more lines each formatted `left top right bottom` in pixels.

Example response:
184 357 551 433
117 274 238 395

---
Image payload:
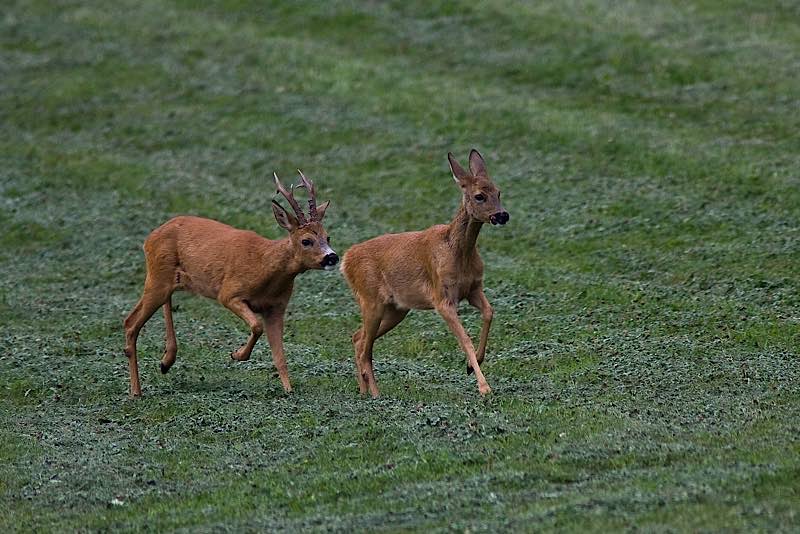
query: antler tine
273 172 307 225
297 169 318 221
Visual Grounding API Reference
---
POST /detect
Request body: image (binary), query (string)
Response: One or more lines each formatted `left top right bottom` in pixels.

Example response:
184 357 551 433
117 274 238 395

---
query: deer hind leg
435 301 492 396
159 296 178 374
222 297 262 362
351 327 368 395
374 307 409 348
355 301 386 398
352 306 409 395
123 281 173 397
467 288 493 374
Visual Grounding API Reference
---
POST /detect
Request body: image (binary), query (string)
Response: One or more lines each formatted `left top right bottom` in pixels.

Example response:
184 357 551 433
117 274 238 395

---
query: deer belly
174 268 219 300
383 284 435 310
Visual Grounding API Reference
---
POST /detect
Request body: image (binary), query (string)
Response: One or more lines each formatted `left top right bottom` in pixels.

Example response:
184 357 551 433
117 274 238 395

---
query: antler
273 172 308 225
296 170 318 221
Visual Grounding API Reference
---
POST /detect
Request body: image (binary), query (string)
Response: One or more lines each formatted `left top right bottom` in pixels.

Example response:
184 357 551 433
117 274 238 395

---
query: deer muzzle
321 252 339 270
490 211 510 226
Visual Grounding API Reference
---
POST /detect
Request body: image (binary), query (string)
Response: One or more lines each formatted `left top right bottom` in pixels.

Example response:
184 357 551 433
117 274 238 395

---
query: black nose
322 252 339 267
490 211 510 225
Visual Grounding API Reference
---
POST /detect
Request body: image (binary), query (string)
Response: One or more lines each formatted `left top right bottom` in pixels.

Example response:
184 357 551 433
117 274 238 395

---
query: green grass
2 0 799 531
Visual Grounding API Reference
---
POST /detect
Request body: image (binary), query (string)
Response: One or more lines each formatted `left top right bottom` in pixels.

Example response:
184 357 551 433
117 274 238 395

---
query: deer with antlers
341 149 509 397
123 171 337 397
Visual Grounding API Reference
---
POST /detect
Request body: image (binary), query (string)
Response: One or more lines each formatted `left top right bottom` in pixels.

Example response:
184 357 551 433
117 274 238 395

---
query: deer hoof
467 365 474 375
231 350 250 362
160 362 169 374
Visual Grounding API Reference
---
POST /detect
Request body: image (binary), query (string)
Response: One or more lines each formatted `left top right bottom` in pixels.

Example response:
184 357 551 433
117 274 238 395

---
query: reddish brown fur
123 173 336 397
341 150 509 397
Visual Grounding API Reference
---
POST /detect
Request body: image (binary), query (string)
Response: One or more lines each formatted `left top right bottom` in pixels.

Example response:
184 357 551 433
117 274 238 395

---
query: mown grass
1 0 799 531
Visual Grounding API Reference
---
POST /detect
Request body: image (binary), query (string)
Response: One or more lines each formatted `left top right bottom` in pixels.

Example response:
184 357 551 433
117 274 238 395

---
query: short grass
2 0 799 531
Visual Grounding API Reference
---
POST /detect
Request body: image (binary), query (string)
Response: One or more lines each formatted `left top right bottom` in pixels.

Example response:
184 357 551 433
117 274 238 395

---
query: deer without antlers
341 149 509 397
123 171 337 397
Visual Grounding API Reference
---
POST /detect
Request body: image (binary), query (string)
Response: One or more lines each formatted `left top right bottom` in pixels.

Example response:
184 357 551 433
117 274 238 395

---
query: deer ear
468 149 488 177
272 200 298 231
448 152 472 187
314 200 330 222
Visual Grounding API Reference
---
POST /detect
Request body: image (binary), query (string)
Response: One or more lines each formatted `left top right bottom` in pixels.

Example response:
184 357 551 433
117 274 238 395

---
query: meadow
1 0 799 531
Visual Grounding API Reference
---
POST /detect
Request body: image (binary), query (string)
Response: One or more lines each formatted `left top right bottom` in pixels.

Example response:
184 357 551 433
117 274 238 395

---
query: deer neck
263 237 304 279
446 201 483 259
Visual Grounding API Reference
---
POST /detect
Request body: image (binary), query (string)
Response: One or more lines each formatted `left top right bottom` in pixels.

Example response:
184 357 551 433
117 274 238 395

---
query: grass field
2 0 799 531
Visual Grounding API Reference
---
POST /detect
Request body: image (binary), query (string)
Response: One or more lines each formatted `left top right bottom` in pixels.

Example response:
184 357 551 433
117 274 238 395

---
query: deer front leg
467 288 493 374
435 301 492 396
221 297 263 362
262 308 292 393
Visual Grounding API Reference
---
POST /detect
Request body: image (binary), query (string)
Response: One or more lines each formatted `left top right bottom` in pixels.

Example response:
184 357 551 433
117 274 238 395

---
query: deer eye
474 193 486 202
301 238 313 247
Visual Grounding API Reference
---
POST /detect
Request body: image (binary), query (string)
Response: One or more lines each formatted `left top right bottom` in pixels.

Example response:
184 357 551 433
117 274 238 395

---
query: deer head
448 149 509 226
272 171 338 270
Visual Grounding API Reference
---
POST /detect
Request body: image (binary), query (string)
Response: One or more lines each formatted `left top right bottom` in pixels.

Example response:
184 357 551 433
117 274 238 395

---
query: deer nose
321 252 339 269
490 211 510 225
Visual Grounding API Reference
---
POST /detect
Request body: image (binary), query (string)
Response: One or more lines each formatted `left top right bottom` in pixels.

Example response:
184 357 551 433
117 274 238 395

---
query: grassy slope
1 0 799 531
